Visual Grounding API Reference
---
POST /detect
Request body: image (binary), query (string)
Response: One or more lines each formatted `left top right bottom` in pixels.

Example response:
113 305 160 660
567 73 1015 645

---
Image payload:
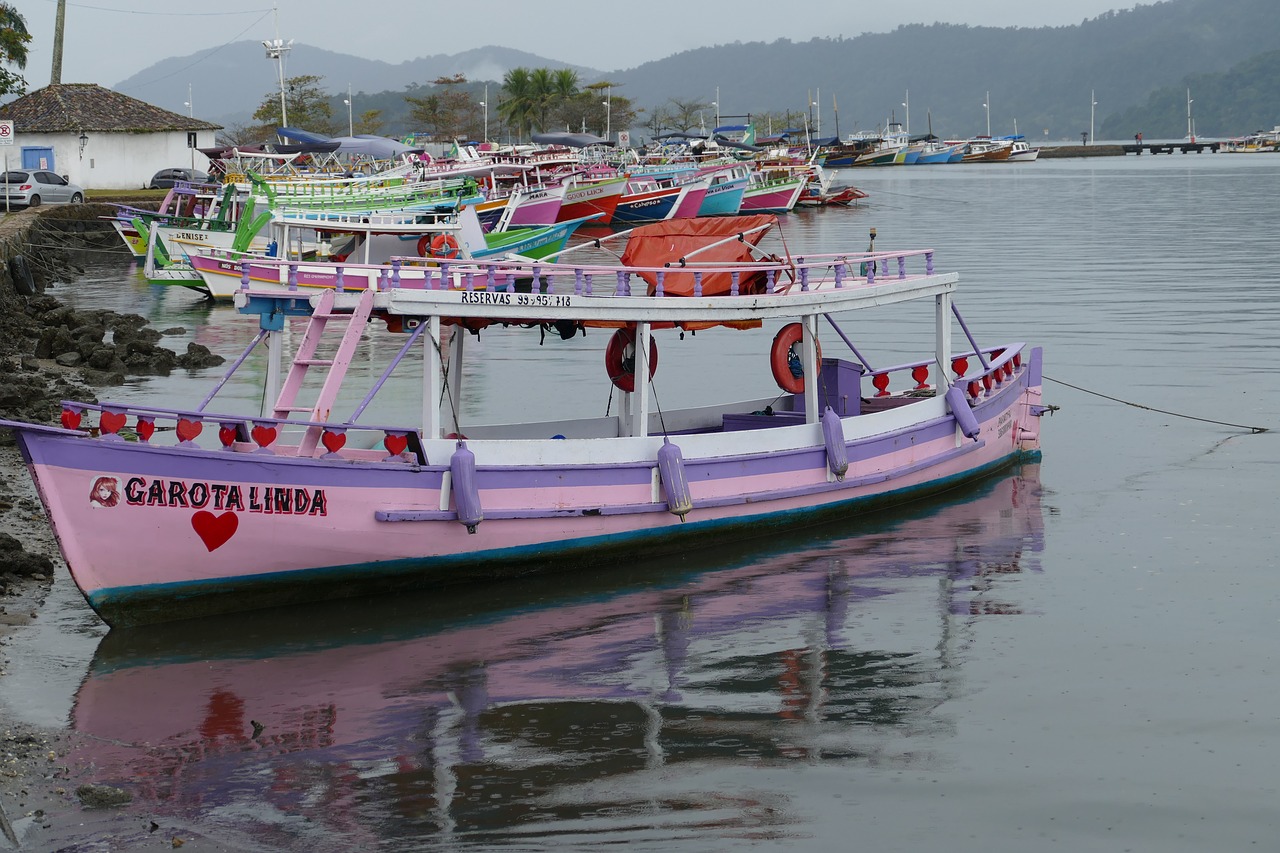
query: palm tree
528 68 555 133
0 2 31 97
499 68 535 141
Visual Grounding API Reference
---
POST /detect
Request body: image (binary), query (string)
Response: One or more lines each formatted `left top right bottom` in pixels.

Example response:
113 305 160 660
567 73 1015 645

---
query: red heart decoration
191 510 238 552
251 425 278 448
383 433 408 456
176 419 203 443
135 419 155 441
321 430 346 453
99 411 127 434
218 426 238 447
60 409 82 431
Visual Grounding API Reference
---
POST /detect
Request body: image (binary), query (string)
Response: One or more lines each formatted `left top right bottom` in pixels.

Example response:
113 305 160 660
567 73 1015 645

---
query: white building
0 83 221 190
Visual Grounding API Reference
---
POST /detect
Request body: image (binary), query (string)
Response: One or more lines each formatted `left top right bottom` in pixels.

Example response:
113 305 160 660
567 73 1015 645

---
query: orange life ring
770 323 821 394
605 327 658 392
420 233 460 259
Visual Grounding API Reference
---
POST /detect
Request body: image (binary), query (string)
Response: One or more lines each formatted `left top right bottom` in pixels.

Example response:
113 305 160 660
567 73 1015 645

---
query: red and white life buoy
605 327 658 392
770 323 821 394
419 233 460 259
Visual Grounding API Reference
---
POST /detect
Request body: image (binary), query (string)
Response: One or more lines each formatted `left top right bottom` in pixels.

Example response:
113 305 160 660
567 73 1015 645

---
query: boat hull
612 186 683 225
2 352 1042 628
557 175 626 224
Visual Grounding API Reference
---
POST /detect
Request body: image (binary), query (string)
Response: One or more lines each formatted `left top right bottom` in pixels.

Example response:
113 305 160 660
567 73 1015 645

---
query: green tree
499 68 536 140
0 2 31 97
251 74 336 135
354 109 385 136
405 74 481 141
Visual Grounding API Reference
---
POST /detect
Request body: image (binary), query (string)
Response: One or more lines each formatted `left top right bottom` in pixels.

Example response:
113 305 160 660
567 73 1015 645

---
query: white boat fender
822 407 849 478
657 438 694 521
450 440 483 533
944 384 981 440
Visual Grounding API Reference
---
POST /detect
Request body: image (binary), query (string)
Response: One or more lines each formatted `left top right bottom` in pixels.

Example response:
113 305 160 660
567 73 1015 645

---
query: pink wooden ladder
272 288 375 457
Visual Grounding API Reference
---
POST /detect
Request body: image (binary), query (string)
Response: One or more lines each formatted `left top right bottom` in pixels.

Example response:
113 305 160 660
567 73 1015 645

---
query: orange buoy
605 327 658 392
430 233 460 259
770 323 821 394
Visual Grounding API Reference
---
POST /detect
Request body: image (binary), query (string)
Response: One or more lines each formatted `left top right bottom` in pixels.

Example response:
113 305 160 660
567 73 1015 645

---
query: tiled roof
0 83 222 133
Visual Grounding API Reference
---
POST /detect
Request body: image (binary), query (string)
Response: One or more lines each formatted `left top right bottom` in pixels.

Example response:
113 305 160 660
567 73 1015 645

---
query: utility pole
50 0 66 85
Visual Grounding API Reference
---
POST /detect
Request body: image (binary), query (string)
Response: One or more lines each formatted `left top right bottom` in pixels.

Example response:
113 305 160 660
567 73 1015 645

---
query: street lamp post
262 37 292 127
902 89 910 136
1090 90 1097 143
481 83 488 143
603 85 611 141
184 83 194 168
1186 88 1195 141
983 92 990 137
714 86 719 130
344 83 353 136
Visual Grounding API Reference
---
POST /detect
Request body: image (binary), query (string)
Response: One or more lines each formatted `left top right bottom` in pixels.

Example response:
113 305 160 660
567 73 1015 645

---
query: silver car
1 170 85 207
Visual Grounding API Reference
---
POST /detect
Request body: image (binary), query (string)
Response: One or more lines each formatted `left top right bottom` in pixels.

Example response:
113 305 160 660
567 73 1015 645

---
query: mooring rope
1044 374 1269 434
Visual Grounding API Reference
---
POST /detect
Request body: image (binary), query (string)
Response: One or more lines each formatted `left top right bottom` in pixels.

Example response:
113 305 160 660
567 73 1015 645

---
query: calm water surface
5 153 1280 852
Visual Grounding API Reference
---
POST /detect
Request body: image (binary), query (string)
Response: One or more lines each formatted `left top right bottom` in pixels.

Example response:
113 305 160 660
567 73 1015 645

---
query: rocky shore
0 204 227 848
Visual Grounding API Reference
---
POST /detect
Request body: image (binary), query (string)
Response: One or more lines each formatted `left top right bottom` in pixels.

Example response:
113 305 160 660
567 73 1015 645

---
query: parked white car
1 170 85 207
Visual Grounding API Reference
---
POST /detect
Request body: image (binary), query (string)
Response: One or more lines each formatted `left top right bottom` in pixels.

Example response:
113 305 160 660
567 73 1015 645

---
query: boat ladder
272 287 375 456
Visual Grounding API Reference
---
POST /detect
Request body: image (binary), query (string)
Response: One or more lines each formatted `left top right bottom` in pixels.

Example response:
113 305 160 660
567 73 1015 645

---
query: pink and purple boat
0 215 1048 627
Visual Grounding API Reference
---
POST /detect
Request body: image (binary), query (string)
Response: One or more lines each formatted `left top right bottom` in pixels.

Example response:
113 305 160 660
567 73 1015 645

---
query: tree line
225 66 840 148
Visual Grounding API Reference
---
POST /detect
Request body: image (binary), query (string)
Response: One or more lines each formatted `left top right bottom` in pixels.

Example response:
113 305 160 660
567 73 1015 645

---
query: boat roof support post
442 320 465 438
803 315 820 423
631 322 652 438
935 292 953 388
263 328 284 418
422 316 443 439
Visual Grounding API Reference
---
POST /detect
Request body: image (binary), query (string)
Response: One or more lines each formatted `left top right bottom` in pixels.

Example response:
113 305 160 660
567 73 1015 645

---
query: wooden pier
1123 141 1221 155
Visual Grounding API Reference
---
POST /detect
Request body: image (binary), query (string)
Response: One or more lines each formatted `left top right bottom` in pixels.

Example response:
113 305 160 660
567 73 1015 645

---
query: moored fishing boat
738 169 807 213
0 214 1048 627
182 206 598 300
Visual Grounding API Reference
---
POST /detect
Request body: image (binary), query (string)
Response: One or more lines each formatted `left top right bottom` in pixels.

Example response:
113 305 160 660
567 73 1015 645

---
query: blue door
21 146 55 171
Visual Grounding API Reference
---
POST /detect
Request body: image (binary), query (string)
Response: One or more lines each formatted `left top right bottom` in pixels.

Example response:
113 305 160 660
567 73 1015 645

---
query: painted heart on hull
191 510 238 552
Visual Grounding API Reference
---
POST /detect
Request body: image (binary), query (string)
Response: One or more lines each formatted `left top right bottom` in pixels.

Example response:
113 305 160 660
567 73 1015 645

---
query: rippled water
7 153 1280 851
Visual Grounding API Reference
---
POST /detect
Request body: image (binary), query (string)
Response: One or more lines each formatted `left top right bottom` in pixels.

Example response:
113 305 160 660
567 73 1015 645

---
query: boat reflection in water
70 465 1045 848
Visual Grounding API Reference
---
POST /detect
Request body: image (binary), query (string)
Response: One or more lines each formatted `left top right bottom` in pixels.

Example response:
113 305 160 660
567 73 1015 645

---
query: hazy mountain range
115 0 1279 141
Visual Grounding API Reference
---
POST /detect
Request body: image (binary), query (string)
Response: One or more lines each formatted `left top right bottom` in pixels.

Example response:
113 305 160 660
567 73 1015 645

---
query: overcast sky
20 0 1138 91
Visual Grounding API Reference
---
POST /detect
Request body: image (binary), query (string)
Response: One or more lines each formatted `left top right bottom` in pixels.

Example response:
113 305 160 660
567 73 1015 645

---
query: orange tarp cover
619 214 780 298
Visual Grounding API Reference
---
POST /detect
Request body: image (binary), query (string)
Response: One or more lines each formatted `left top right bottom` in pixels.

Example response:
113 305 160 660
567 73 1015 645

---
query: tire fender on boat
944 383 981 440
770 323 821 394
605 327 658 393
9 254 36 296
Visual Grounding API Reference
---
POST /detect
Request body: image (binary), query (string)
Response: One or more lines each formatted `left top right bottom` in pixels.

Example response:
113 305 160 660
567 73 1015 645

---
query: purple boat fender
822 407 849 478
944 384 981 440
450 440 483 533
657 437 693 521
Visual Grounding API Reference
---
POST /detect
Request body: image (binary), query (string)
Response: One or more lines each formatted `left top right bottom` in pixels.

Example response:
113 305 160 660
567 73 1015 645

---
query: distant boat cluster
814 123 1040 166
109 123 881 296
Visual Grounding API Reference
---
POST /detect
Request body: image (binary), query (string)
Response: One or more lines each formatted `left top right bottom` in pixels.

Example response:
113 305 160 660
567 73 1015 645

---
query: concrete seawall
1039 145 1125 158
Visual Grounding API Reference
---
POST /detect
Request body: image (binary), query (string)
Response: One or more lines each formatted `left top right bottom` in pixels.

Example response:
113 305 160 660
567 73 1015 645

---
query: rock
177 342 225 370
53 352 82 368
75 783 133 809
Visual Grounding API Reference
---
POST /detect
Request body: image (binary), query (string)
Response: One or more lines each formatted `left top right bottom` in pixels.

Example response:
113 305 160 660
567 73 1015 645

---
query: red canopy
619 214 780 297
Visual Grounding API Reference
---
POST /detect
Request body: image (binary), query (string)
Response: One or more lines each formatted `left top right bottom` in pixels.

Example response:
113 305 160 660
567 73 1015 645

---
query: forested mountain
111 0 1278 141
